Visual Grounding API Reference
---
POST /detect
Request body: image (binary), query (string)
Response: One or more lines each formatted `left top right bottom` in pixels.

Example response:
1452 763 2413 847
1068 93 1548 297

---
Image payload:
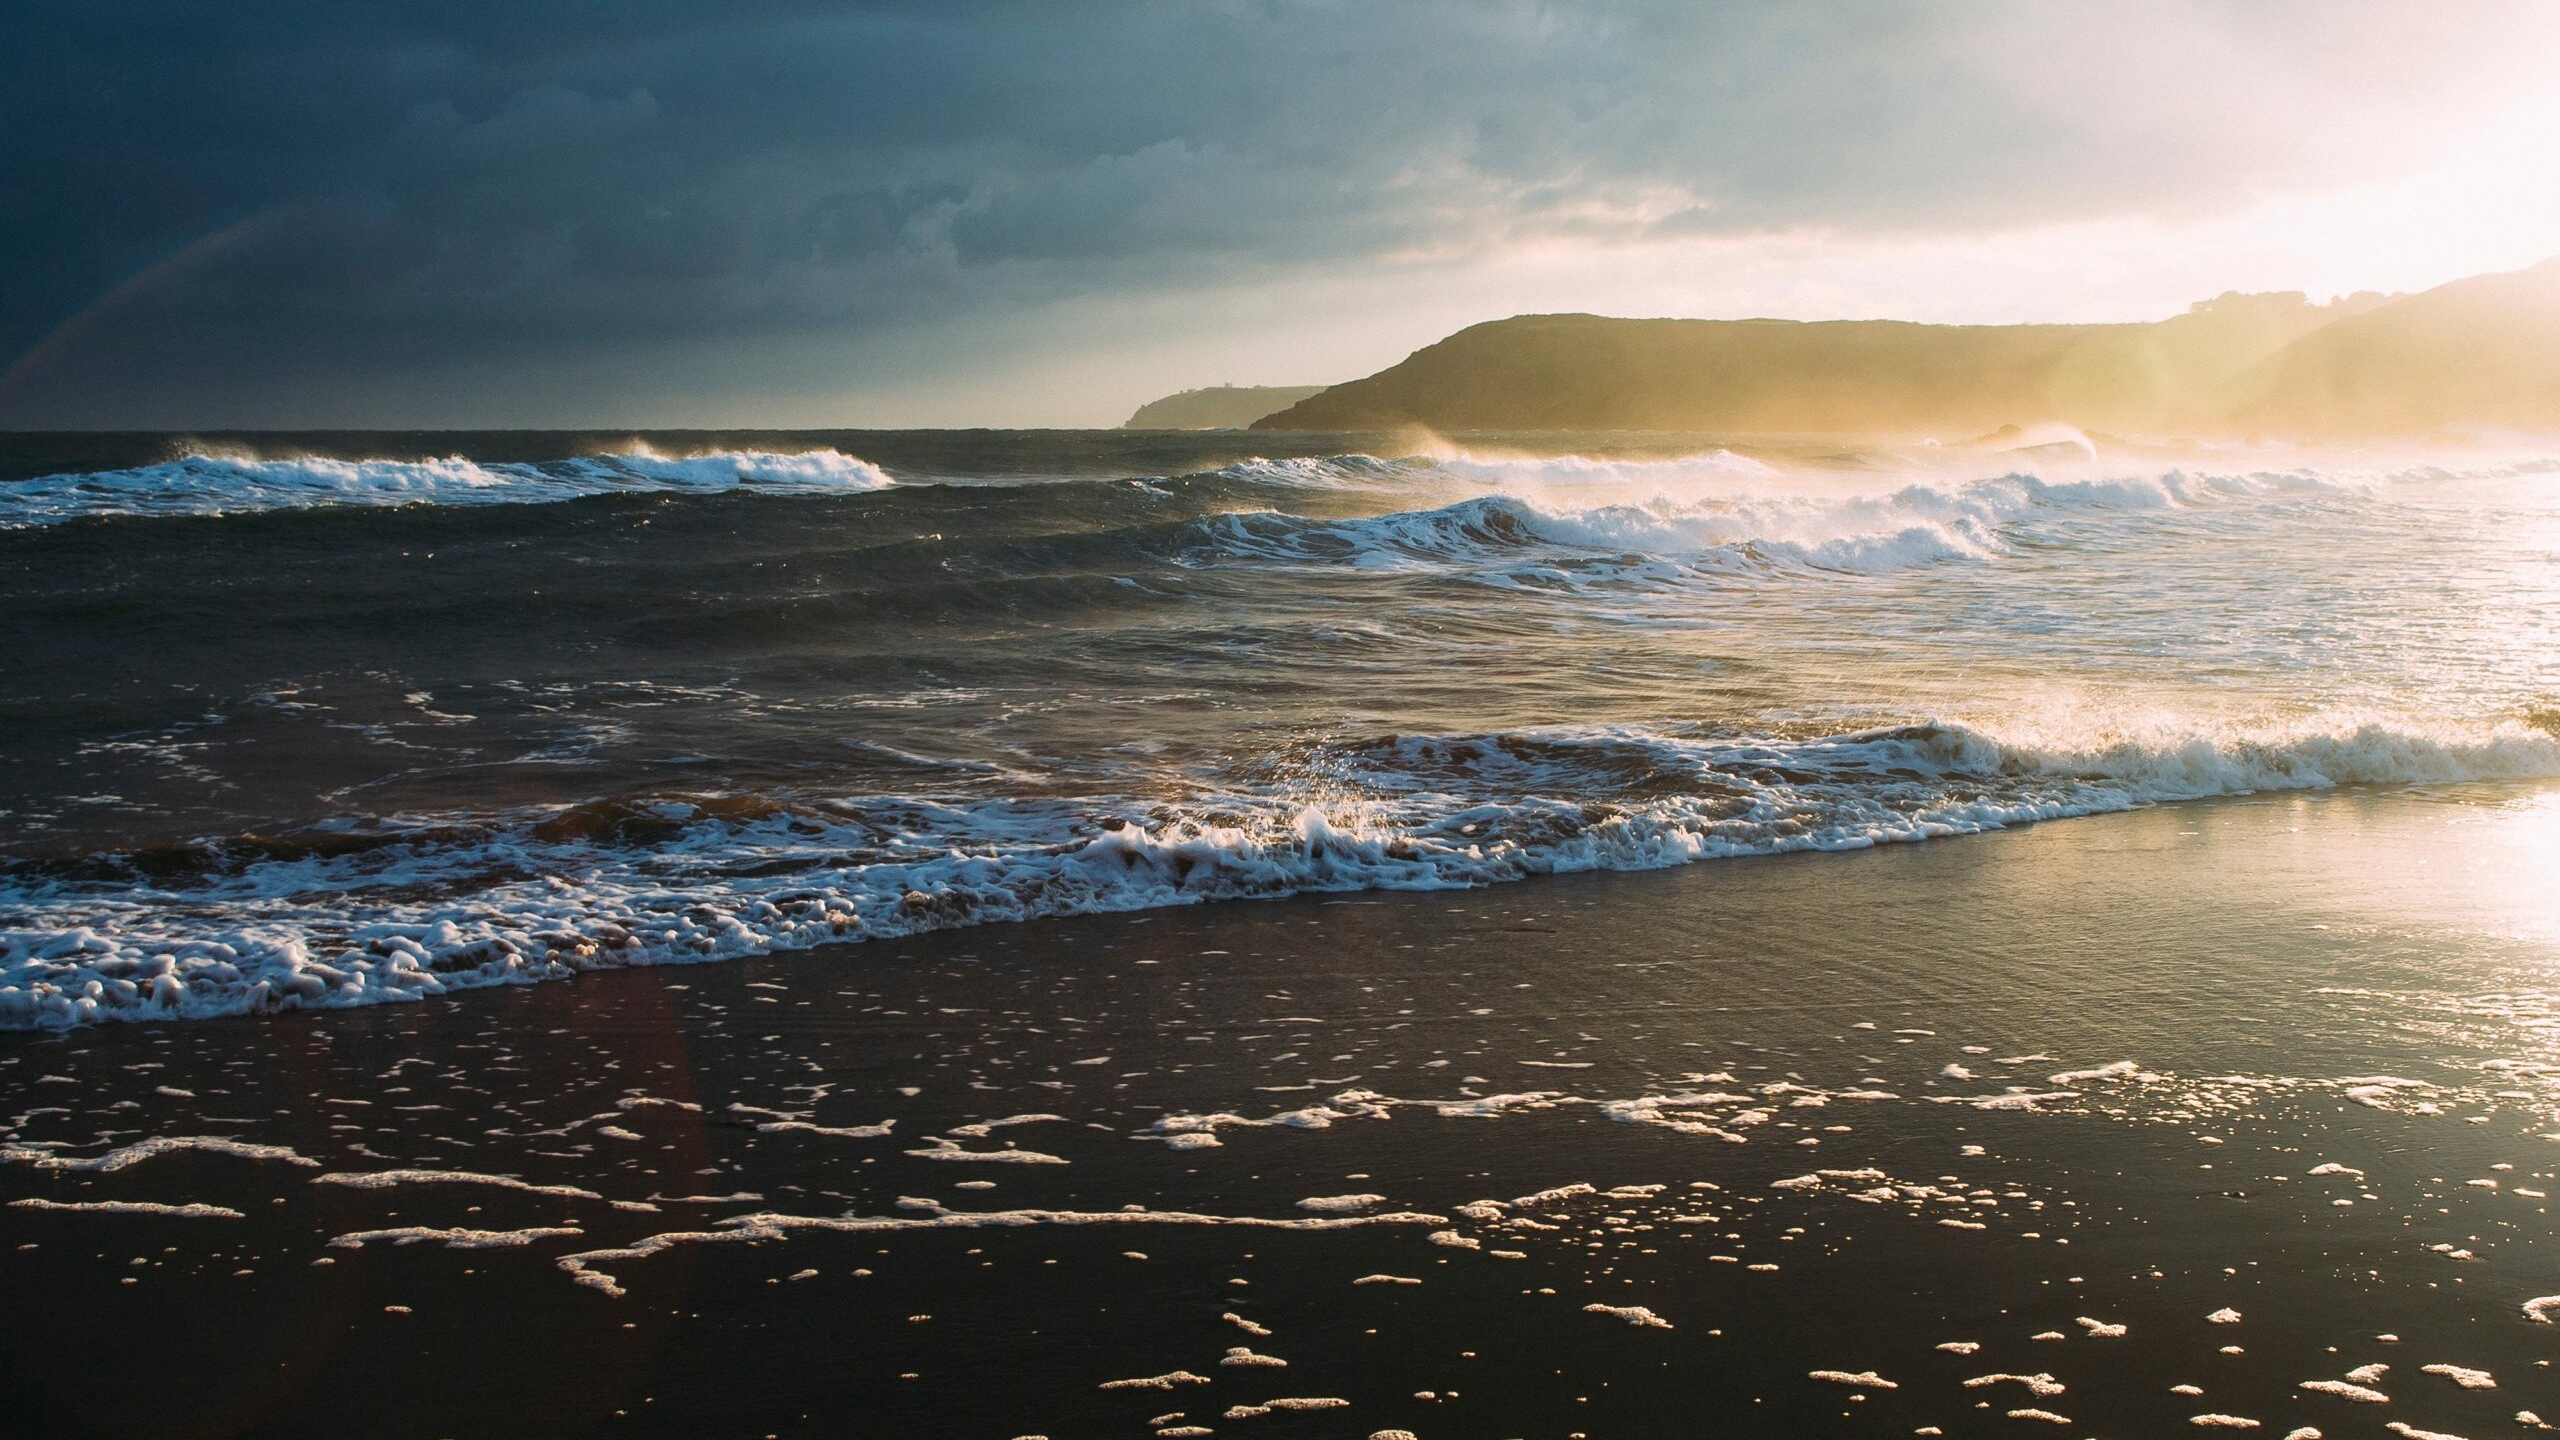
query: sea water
4 431 2555 1026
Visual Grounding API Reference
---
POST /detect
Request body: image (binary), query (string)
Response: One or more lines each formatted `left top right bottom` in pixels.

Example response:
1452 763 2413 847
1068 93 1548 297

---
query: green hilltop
1248 257 2560 439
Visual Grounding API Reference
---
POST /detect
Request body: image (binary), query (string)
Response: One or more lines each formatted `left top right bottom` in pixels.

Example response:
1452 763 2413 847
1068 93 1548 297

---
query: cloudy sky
6 0 2560 428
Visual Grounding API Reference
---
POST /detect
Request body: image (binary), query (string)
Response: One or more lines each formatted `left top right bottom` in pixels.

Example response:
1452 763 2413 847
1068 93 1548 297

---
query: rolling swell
7 714 2556 1029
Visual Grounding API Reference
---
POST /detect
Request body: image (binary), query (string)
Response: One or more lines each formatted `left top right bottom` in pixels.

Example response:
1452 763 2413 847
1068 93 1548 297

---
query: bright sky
5 0 2558 427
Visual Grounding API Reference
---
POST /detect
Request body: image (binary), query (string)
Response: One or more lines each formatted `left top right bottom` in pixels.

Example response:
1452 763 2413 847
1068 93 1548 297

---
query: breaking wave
1175 466 2369 583
7 714 2556 1029
0 447 893 526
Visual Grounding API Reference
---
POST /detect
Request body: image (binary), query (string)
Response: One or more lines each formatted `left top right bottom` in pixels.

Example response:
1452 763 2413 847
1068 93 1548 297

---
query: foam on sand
0 1134 319 1171
753 1119 896 1138
10 1197 243 1219
2341 1077 2436 1107
1100 1373 1211 1392
1567 1303 1665 1329
1223 1398 1349 1417
947 1114 1066 1138
1965 1374 2066 1397
313 1168 605 1200
902 1139 1069 1165
329 1226 584 1249
554 1199 1448 1297
2299 1380 2390 1403
2048 1061 2158 1086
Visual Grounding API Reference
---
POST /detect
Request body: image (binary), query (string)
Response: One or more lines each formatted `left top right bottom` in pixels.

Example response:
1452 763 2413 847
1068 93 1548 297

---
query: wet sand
6 785 2559 1439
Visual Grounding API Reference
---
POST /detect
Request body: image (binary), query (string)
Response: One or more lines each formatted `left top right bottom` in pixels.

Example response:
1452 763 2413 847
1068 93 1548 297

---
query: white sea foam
1182 463 2381 589
7 714 2556 1028
1234 1397 1348 1414
1966 1374 2067 1398
1187 490 1981 584
313 1168 604 1200
553 1197 1448 1297
947 1114 1066 1138
1100 1372 1212 1392
902 1139 1069 1165
1589 1304 1675 1330
2300 1380 2390 1403
755 1119 896 1139
329 1226 584 1249
10 1197 244 1219
0 1134 318 1171
0 447 892 526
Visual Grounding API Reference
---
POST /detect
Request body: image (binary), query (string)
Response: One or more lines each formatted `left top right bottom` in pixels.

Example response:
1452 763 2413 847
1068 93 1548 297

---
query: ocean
4 431 2559 1438
4 431 2555 1027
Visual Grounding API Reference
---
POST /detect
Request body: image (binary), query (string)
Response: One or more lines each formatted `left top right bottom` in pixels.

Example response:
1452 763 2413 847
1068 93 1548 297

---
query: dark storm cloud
0 0 2546 423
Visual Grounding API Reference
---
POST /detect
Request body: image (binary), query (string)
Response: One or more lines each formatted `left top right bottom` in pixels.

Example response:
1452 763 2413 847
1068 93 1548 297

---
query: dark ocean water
3 430 2558 1027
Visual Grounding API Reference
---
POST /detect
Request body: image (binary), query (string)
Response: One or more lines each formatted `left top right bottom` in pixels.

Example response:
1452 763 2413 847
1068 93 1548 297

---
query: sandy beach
9 784 2557 1438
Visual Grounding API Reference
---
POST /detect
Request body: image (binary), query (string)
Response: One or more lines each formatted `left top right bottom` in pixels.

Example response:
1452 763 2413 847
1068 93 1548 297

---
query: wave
1182 493 1978 584
1191 447 1781 492
0 446 893 526
1190 454 1433 489
7 713 2556 1029
1172 465 2368 585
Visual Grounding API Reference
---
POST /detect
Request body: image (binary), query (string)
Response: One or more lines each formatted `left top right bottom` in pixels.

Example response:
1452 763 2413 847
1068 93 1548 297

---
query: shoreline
5 785 2558 1437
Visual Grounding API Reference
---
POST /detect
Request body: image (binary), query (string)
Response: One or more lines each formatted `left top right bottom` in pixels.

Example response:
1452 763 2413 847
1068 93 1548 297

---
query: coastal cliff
1124 384 1330 429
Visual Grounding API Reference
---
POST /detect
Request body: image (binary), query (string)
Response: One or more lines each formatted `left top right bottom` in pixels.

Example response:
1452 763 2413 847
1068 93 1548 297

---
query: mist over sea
5 430 2556 1027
